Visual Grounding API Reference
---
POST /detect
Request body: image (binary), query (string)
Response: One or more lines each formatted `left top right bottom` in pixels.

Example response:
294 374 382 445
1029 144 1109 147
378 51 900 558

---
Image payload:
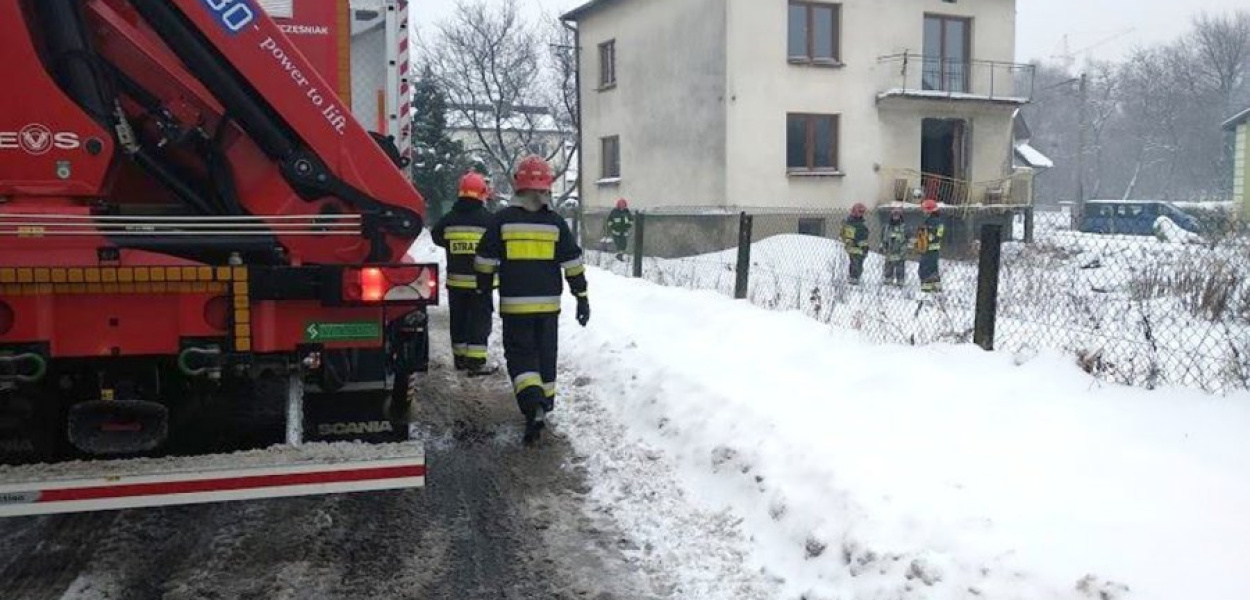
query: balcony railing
877 54 1036 103
882 168 1035 207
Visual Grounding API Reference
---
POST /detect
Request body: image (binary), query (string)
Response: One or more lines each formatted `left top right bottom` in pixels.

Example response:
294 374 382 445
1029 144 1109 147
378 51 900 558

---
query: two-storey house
563 0 1035 213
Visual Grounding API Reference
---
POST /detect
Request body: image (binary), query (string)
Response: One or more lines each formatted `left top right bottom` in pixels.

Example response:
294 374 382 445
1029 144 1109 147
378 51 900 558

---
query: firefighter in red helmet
474 156 589 444
915 199 945 292
432 172 497 376
606 198 634 261
841 203 871 285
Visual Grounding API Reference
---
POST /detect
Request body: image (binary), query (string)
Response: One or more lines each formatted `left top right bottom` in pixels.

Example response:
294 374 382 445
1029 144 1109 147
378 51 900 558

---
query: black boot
523 407 546 445
453 356 467 370
465 359 499 378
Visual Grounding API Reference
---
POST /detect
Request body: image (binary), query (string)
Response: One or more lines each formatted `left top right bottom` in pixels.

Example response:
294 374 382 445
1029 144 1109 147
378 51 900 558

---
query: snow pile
0 441 424 483
590 214 1250 392
1151 216 1202 244
557 270 1250 600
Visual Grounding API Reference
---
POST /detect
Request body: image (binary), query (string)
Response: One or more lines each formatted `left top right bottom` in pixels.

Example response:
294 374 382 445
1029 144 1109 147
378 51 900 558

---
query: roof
1224 107 1250 131
561 0 624 21
1014 142 1053 169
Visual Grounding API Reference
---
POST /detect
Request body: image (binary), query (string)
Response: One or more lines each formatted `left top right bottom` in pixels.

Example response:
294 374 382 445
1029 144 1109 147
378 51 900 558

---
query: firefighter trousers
502 314 559 417
919 251 942 291
448 289 493 367
848 253 866 282
884 259 906 284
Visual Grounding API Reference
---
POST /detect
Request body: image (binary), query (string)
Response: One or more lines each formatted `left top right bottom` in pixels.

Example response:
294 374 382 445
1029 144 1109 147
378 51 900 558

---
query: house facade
564 0 1034 212
1227 107 1250 215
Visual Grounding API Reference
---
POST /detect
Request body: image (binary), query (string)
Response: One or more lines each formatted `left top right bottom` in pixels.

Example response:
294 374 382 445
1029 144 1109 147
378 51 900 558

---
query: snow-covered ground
588 213 1250 393
555 269 1250 600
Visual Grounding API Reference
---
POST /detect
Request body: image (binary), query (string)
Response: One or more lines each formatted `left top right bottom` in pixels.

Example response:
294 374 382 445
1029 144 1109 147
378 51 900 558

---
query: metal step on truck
0 0 435 517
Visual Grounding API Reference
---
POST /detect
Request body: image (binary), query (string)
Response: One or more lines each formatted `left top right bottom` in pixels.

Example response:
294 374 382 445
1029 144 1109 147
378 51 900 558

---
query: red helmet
922 199 939 214
512 155 554 193
616 198 629 210
457 172 490 202
851 203 867 217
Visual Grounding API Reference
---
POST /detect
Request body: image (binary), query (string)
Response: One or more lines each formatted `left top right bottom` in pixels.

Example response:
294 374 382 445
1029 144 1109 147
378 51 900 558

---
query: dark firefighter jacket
841 215 870 255
474 206 587 316
606 208 634 237
881 220 909 260
915 214 945 253
431 199 496 290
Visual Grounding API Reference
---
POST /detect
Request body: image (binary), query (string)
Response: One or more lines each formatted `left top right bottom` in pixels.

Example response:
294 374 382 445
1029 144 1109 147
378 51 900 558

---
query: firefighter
841 203 870 285
881 208 908 286
431 172 497 376
915 199 945 292
606 198 634 261
475 155 590 445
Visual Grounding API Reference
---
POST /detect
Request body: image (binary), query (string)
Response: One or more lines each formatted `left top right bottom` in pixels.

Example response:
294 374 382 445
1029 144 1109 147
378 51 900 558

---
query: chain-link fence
580 204 1250 394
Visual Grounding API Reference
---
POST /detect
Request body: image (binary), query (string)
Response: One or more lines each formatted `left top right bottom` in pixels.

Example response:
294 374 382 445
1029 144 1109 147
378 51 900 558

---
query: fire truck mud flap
0 441 424 517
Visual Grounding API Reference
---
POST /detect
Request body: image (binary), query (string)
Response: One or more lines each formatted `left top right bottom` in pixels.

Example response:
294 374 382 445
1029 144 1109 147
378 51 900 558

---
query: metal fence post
974 224 1003 351
1023 206 1035 243
632 211 645 279
734 212 753 300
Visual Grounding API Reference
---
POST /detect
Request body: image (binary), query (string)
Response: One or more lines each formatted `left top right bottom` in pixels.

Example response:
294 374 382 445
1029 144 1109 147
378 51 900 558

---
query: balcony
876 54 1035 105
881 168 1035 207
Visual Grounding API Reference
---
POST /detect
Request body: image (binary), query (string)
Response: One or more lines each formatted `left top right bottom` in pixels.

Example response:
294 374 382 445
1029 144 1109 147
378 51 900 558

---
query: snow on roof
1224 106 1250 130
562 0 625 21
1014 142 1054 169
877 89 1030 106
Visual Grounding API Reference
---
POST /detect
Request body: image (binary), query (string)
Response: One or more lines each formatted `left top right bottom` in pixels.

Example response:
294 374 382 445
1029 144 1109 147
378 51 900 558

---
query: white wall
576 0 728 211
725 0 1018 210
1236 122 1247 214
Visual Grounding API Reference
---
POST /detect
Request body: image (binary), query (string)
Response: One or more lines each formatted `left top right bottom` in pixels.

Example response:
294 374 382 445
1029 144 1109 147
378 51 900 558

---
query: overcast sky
413 0 1247 64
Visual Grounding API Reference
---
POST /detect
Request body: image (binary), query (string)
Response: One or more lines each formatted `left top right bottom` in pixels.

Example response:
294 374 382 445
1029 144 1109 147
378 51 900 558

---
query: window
788 2 841 64
797 218 827 236
599 40 616 89
786 114 840 172
600 136 620 180
923 15 971 92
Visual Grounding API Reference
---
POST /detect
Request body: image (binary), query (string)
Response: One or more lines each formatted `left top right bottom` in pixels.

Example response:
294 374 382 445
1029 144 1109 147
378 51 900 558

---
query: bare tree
544 16 580 206
1190 11 1250 113
418 0 575 196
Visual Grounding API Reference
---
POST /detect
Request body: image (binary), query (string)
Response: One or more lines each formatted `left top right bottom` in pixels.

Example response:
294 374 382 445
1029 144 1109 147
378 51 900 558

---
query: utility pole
1074 72 1089 227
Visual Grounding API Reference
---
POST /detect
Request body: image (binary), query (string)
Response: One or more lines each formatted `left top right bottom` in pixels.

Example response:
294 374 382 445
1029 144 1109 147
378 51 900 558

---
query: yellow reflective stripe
505 240 555 260
474 257 499 273
445 231 484 241
513 372 543 393
445 226 486 236
463 345 488 359
500 296 561 314
542 382 556 398
452 344 467 357
501 223 559 241
575 290 588 298
564 265 586 277
447 274 477 289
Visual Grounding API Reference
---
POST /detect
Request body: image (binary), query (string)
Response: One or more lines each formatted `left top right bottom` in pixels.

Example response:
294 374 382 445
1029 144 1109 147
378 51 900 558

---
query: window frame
787 1 842 66
598 39 617 90
600 135 621 182
786 113 842 174
922 14 972 92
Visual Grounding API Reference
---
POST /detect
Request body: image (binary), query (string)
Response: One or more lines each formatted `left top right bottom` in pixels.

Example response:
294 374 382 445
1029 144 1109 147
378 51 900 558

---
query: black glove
576 297 590 327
